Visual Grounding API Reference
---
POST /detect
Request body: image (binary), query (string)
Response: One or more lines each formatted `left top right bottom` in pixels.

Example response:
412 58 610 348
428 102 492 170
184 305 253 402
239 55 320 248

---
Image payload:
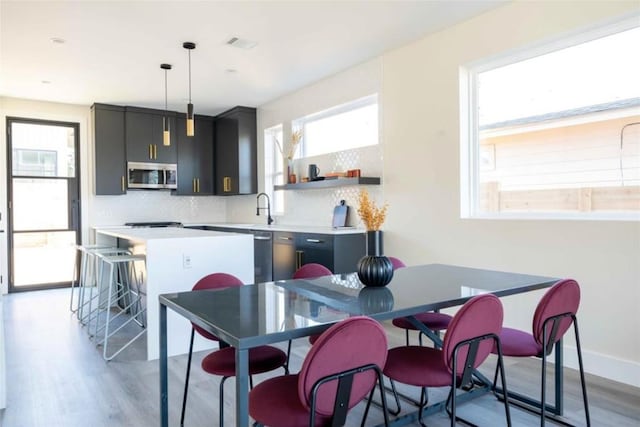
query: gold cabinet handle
197 178 200 193
223 176 231 192
149 144 153 159
192 178 196 193
121 176 125 192
153 144 157 159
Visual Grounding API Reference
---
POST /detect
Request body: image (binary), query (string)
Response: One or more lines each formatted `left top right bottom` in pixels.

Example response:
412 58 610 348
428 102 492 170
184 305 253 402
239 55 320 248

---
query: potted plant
356 189 394 287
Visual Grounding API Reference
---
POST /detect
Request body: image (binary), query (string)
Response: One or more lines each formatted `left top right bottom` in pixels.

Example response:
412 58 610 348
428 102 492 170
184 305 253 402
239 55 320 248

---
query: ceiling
0 1 506 116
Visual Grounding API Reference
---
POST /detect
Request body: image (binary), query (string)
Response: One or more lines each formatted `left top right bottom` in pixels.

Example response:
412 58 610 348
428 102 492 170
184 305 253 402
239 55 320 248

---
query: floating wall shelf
274 177 381 190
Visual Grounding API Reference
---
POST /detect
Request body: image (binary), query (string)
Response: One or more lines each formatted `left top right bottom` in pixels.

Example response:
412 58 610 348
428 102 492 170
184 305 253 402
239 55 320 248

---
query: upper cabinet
214 106 257 195
175 114 215 195
92 103 126 195
125 107 177 164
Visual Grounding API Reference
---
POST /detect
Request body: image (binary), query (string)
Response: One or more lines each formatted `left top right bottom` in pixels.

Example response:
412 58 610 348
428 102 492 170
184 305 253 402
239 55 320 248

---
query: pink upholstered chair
293 264 333 346
249 316 390 427
180 273 288 427
492 279 590 426
384 294 512 427
389 257 453 346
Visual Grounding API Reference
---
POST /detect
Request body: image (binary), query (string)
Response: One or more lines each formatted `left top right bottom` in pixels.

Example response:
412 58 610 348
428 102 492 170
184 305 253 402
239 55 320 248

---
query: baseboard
562 345 640 388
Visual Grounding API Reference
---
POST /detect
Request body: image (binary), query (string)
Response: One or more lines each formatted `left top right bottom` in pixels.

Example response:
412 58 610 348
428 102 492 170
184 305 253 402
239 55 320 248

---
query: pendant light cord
164 68 168 111
188 49 192 104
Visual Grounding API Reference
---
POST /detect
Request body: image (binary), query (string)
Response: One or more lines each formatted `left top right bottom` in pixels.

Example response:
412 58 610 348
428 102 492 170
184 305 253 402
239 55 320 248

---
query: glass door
7 118 80 291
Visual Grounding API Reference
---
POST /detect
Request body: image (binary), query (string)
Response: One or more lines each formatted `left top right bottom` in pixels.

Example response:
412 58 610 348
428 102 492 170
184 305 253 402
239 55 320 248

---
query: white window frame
264 124 284 215
293 94 379 158
461 16 640 221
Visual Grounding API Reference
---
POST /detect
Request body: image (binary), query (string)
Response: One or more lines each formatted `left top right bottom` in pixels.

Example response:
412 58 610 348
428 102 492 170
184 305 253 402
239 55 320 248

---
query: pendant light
160 63 172 146
183 41 196 137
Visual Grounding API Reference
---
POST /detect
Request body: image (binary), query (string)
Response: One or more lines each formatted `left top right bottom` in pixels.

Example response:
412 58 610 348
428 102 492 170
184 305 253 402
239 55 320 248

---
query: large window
462 22 640 219
293 94 379 158
264 124 284 214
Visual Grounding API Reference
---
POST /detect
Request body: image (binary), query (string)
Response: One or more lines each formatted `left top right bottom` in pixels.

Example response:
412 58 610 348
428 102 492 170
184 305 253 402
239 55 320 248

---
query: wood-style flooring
1 289 638 426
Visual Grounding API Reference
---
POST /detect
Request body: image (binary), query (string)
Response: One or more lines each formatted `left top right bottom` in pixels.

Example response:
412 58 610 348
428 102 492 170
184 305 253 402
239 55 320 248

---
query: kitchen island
95 227 253 360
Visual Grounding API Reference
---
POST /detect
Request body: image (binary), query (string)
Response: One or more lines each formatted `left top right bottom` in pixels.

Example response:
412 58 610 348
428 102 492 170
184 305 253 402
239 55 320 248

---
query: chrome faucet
256 192 274 225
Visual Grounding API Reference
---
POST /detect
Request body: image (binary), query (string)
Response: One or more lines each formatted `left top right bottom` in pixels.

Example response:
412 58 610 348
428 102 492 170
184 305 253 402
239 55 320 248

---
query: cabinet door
215 116 239 194
333 234 366 274
176 116 214 195
296 233 334 272
93 104 126 195
273 232 296 280
194 117 214 194
125 111 154 162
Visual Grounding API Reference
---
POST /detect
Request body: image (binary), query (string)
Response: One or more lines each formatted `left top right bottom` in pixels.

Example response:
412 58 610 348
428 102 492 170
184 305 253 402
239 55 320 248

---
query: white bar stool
94 253 147 361
70 244 111 316
78 246 132 328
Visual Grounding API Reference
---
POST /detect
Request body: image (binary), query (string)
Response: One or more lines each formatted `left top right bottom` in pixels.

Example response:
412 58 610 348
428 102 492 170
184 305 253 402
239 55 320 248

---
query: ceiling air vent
226 37 258 50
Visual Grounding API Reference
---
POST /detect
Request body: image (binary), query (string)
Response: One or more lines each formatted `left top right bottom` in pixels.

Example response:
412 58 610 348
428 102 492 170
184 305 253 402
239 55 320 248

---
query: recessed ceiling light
50 37 66 44
225 69 238 74
41 80 51 84
226 37 257 50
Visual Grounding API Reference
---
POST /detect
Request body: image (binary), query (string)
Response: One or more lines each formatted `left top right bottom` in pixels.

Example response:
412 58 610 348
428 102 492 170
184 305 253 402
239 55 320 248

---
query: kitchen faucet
256 192 274 225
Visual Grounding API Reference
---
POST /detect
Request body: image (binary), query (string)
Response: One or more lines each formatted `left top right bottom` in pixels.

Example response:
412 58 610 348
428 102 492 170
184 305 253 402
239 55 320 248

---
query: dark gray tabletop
159 263 558 349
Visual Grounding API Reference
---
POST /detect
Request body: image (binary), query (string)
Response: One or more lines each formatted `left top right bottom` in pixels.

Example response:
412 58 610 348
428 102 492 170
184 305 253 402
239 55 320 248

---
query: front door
6 117 80 292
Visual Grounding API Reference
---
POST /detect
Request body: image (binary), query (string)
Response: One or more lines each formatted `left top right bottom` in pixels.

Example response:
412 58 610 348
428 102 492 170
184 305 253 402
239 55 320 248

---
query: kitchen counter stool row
70 244 147 360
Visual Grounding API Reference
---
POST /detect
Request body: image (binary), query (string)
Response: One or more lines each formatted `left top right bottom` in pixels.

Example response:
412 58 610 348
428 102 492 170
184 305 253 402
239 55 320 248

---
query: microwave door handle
162 168 167 188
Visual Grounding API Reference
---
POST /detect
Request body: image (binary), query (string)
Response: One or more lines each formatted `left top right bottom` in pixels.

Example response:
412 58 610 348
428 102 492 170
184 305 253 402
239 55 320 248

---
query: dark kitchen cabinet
175 114 214 195
125 107 177 163
92 103 126 195
273 232 365 280
214 106 257 195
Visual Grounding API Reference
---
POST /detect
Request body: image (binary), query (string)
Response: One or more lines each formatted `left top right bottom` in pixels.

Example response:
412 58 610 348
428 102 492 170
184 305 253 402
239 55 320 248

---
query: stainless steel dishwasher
252 230 273 283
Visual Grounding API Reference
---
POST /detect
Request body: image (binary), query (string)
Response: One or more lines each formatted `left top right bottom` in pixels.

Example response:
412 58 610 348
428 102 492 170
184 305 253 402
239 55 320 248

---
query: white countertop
95 226 233 242
185 223 365 235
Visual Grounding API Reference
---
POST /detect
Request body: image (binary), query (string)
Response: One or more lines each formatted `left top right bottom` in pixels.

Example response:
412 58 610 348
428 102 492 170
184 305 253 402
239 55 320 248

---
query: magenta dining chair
491 278 590 426
180 273 288 427
249 316 390 427
293 263 334 346
384 294 512 427
389 256 453 346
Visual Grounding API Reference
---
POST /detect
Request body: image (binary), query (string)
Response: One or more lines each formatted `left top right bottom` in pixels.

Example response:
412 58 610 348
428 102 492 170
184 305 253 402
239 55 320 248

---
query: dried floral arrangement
357 189 388 231
275 129 303 161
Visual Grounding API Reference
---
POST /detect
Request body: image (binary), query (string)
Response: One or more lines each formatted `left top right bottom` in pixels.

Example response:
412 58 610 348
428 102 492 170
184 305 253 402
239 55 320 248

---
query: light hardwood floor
1 288 638 426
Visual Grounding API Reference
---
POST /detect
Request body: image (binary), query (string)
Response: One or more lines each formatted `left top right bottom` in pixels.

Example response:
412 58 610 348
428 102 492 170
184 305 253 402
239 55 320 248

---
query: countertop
95 227 236 242
184 223 365 235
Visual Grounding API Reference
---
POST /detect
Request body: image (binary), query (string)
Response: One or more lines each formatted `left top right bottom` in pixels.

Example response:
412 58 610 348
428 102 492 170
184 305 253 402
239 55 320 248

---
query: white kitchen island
95 227 253 360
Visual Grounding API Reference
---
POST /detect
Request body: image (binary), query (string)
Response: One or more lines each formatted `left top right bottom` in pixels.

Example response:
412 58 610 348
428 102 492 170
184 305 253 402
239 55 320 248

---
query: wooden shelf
274 176 380 190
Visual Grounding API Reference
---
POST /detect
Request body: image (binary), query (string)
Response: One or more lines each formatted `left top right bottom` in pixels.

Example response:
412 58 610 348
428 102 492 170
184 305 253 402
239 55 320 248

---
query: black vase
357 230 394 287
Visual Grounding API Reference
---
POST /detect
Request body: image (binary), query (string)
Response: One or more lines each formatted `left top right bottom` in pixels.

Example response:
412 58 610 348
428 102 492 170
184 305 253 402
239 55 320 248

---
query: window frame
293 94 379 158
263 124 285 215
461 16 640 221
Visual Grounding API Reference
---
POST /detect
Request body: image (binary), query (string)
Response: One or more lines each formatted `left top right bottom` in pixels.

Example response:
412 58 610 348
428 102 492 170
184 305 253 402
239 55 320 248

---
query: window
293 94 379 158
462 22 640 219
264 124 284 214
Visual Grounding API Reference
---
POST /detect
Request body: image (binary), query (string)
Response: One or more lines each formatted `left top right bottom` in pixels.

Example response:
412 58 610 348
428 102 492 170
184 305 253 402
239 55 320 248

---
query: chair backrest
442 294 503 375
532 279 580 349
387 256 406 270
293 263 332 279
297 316 387 416
191 273 243 340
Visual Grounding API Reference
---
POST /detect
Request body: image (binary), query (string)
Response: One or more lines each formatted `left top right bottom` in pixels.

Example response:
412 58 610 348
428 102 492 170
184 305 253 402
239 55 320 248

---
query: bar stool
77 246 132 328
70 244 107 314
93 252 146 361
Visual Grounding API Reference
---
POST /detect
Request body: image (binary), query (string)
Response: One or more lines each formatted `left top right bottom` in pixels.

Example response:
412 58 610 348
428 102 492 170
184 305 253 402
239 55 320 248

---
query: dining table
159 263 561 427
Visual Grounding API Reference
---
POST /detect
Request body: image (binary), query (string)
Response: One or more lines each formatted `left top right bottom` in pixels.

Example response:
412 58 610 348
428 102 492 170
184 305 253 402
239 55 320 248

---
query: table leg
235 348 249 426
160 303 168 427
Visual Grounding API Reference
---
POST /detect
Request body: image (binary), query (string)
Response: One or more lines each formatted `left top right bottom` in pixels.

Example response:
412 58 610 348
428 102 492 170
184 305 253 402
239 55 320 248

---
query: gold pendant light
160 63 172 146
183 42 196 137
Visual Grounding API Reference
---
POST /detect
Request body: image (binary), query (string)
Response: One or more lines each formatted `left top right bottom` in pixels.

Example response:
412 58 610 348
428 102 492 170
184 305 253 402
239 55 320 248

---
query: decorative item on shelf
276 130 303 185
356 189 393 287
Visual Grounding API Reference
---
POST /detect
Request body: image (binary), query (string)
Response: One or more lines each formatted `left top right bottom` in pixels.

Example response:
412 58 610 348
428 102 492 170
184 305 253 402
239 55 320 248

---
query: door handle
295 250 304 270
254 236 271 241
305 239 323 243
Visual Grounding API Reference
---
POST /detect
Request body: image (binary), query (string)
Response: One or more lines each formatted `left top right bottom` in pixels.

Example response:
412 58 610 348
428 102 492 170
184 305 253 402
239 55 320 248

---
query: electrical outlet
183 254 192 269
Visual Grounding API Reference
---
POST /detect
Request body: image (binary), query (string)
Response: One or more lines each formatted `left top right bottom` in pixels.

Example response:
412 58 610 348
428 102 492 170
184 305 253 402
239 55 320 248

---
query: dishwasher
252 230 273 283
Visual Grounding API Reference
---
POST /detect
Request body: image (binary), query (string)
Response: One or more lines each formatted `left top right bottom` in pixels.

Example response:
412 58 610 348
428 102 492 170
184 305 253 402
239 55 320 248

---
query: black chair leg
180 329 196 427
219 376 229 427
495 341 513 427
417 387 429 427
386 378 402 416
285 339 292 374
573 318 591 426
405 329 410 346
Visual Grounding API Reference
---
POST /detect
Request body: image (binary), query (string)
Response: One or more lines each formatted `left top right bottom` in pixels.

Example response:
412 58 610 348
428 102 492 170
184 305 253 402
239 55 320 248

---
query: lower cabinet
274 232 365 280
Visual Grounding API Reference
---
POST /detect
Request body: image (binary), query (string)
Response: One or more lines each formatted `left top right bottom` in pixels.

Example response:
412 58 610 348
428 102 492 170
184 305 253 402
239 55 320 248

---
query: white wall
227 58 386 227
381 0 640 385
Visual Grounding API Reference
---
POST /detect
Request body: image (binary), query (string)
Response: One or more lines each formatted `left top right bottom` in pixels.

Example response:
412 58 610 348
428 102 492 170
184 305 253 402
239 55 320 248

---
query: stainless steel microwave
127 162 177 189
